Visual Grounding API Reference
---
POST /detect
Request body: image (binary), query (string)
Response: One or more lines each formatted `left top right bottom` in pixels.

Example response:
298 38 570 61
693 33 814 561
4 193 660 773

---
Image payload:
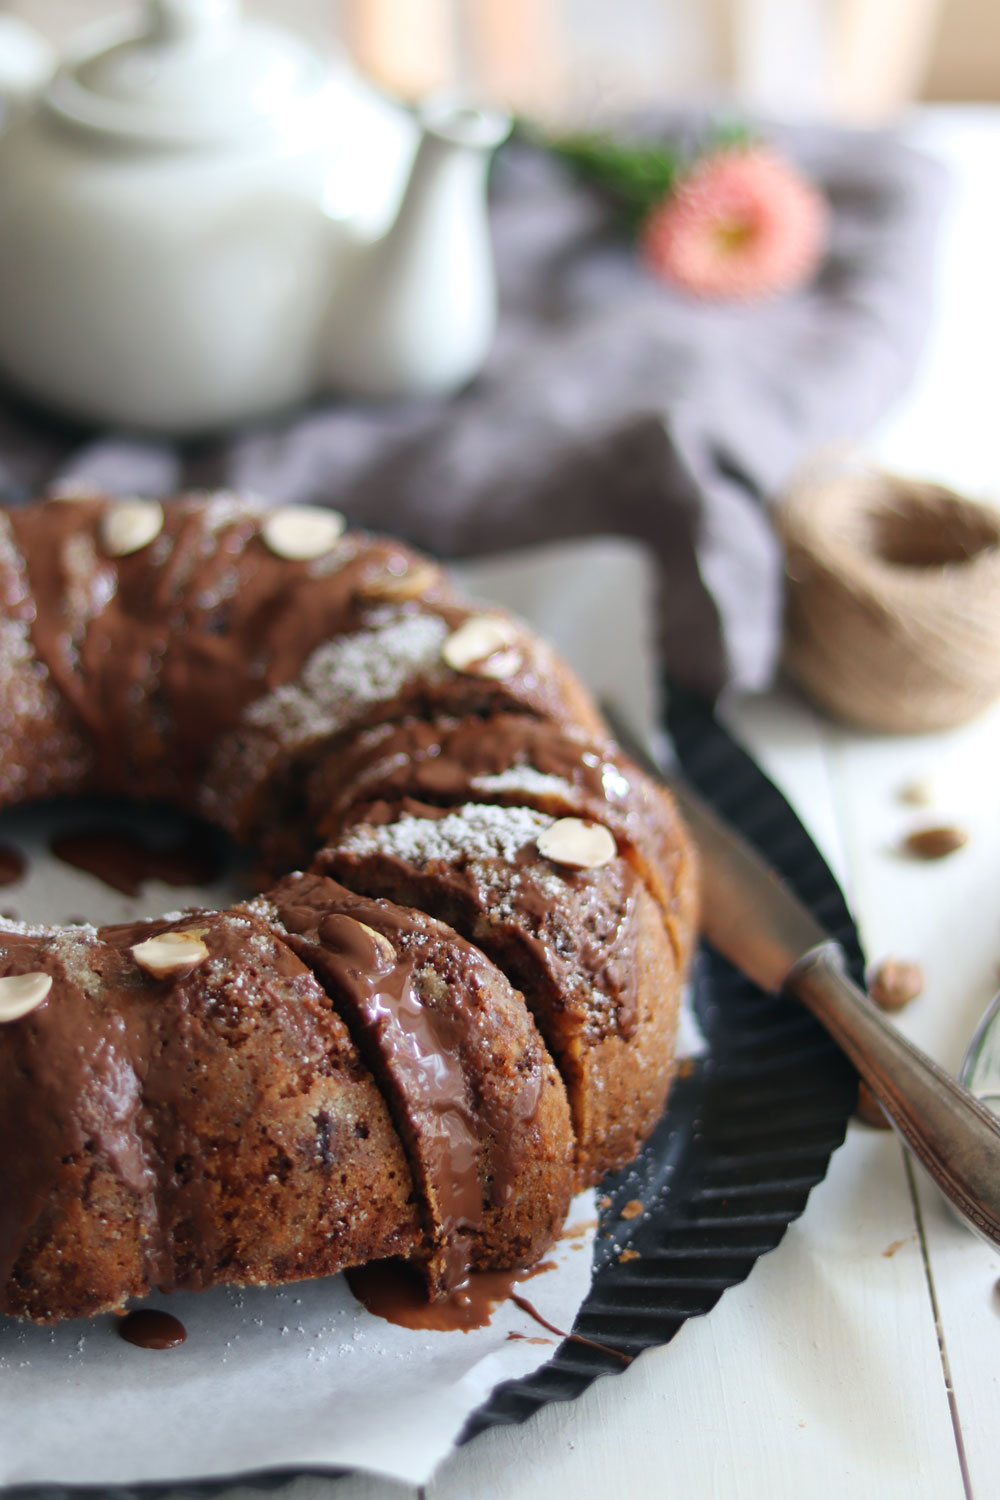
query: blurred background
5 0 999 123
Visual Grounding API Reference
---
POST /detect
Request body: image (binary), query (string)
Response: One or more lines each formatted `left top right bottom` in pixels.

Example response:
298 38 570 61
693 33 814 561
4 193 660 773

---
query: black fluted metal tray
6 685 860 1497
462 683 861 1441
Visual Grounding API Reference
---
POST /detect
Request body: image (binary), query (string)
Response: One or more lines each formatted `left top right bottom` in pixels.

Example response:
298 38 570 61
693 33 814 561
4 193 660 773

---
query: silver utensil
605 704 1000 1249
960 992 1000 1119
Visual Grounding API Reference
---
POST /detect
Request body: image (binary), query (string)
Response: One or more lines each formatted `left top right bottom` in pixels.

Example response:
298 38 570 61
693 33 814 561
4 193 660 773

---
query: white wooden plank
720 686 853 893
818 695 1000 1500
429 1123 963 1500
853 105 1000 1500
912 1172 1000 1498
821 701 1000 1073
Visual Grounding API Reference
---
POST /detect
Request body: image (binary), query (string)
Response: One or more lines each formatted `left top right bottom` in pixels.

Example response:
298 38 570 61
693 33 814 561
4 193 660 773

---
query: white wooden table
205 106 1000 1500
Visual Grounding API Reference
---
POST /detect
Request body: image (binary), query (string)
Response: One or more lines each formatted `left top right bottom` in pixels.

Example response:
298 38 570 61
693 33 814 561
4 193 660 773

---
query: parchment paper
0 537 675 1489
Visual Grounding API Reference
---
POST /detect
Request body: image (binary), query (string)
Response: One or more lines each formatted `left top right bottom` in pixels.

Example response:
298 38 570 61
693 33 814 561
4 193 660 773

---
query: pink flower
639 146 828 301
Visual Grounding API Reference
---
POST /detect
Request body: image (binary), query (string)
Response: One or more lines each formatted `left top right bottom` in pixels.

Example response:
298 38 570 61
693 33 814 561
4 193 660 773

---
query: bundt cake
0 491 697 1324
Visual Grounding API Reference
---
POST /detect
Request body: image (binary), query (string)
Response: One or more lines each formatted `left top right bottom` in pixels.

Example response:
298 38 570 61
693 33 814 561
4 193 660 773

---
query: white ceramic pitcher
0 0 509 434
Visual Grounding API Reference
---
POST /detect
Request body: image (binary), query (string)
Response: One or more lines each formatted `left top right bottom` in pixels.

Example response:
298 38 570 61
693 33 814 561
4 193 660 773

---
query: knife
605 704 1000 1250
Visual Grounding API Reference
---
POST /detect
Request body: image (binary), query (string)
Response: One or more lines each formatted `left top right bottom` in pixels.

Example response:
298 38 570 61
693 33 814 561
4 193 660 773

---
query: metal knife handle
789 941 1000 1247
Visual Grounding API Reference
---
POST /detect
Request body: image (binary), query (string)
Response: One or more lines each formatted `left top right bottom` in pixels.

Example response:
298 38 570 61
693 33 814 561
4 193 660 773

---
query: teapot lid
45 0 329 146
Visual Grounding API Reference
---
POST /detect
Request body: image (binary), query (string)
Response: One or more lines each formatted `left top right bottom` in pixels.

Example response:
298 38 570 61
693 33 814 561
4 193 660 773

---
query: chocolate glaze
119 1308 187 1350
7 498 441 803
0 845 24 886
345 1257 556 1333
311 713 691 978
323 797 641 1040
0 926 157 1290
0 495 685 1323
50 826 222 897
0 902 423 1307
314 714 626 826
346 1257 632 1361
272 873 549 1292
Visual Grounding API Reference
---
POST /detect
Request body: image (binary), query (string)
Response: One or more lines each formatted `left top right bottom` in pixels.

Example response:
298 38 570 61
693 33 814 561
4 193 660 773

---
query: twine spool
778 468 1000 733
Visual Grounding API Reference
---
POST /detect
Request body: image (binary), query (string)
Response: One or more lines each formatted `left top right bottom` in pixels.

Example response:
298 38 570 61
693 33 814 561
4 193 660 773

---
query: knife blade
605 703 1000 1250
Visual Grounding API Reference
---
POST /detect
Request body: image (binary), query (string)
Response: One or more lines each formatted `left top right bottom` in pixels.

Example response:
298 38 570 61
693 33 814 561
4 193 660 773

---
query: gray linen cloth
0 122 947 696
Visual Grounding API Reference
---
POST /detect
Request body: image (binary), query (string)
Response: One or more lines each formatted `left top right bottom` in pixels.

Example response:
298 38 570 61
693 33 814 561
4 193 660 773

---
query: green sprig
547 134 683 229
525 120 756 231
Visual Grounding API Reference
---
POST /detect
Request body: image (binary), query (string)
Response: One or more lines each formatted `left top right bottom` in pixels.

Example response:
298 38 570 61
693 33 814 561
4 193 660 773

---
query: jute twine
778 468 1000 732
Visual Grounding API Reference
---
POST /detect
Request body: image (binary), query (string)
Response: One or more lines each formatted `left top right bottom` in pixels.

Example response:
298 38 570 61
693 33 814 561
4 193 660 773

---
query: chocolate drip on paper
119 1308 187 1350
51 826 222 897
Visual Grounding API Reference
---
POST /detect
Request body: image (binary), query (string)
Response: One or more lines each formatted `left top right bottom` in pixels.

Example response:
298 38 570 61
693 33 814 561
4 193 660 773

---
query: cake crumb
899 776 936 807
618 1248 641 1264
620 1199 643 1220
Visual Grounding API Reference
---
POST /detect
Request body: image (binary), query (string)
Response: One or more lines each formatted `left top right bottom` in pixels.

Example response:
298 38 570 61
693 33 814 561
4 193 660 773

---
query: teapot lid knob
43 0 327 146
147 0 239 46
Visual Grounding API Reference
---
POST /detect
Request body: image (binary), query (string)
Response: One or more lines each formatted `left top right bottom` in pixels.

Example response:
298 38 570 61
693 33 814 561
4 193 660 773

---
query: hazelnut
869 958 924 1012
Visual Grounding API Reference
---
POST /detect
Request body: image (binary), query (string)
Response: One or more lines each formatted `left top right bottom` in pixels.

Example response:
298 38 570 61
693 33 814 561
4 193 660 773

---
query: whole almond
903 826 968 860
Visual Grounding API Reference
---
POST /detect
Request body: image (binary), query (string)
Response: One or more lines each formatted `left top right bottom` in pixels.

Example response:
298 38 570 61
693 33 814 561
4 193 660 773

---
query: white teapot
0 0 510 435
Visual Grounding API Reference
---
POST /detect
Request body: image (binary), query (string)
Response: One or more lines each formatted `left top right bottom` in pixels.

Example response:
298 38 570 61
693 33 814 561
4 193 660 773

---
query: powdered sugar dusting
306 533 364 579
60 532 117 659
338 803 555 868
0 513 56 735
470 768 575 800
0 914 98 943
164 492 264 603
240 895 280 928
243 610 449 749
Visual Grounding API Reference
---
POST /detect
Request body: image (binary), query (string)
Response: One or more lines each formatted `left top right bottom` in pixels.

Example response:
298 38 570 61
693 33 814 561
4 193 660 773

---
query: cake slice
309 712 698 973
316 799 682 1185
0 907 424 1322
256 872 574 1294
201 598 604 848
